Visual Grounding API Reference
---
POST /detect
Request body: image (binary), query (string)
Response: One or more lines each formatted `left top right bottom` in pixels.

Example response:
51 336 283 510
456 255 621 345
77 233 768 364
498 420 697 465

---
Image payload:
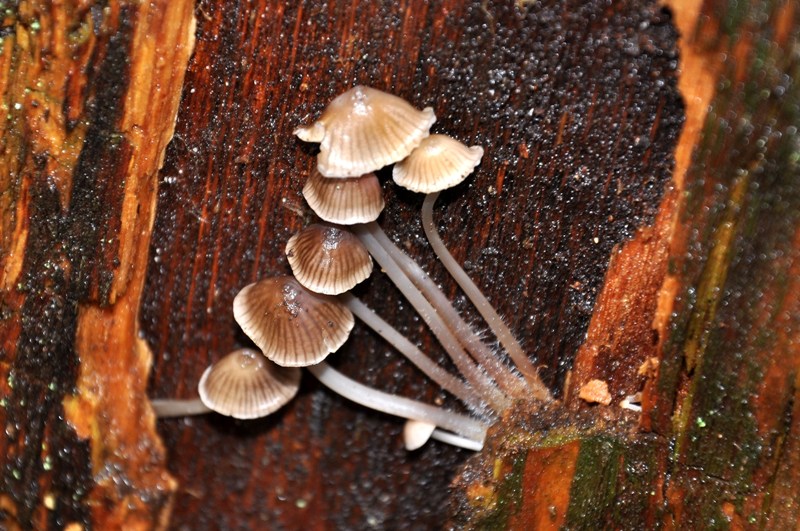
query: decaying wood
144 0 681 528
1 1 194 528
1 0 797 529
451 0 800 528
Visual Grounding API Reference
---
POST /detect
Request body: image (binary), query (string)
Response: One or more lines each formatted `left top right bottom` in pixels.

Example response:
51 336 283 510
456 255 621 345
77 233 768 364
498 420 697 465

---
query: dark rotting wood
142 0 681 528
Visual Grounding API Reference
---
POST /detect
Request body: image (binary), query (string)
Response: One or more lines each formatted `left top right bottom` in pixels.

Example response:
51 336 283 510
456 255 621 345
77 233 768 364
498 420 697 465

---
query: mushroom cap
392 134 484 193
198 348 301 419
294 86 436 178
403 419 437 451
233 276 354 367
302 169 385 225
286 224 373 295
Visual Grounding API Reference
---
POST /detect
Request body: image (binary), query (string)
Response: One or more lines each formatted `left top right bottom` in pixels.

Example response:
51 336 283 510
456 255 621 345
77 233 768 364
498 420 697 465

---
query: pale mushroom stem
339 293 492 418
150 398 211 418
422 192 553 402
363 221 529 398
430 428 484 451
307 361 489 442
352 226 509 413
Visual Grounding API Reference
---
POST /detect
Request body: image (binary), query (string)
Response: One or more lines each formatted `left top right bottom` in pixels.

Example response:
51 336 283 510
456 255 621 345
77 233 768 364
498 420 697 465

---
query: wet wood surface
452 0 800 527
1 0 797 528
1 1 194 528
143 0 680 528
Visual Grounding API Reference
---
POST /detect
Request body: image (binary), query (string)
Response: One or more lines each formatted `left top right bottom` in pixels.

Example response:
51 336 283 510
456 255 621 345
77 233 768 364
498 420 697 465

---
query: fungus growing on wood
294 85 436 177
302 169 385 225
155 86 552 455
286 224 373 295
150 348 300 419
291 87 553 448
233 276 354 366
393 134 485 193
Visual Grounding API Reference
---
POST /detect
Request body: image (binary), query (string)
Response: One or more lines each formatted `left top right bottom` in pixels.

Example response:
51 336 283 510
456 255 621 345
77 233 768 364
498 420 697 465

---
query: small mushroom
233 276 354 367
198 348 301 419
393 134 484 193
294 85 436 177
150 348 300 419
302 169 385 225
620 392 643 412
403 419 436 451
286 224 373 295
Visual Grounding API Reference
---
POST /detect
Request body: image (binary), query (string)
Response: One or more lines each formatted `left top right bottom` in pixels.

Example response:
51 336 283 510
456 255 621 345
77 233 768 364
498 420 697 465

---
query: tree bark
452 0 800 528
1 1 194 528
1 0 797 529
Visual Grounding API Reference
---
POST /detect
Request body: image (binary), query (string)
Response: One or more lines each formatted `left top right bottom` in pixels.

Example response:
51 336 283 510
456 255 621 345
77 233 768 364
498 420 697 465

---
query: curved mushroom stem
339 293 493 419
150 397 211 418
363 221 529 398
430 428 484 451
307 361 489 443
352 225 509 413
421 192 553 402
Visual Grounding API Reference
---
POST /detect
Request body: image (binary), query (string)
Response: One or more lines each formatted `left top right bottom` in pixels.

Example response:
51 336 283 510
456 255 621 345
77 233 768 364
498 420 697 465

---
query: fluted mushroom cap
286 224 373 295
233 276 354 367
393 134 484 193
294 86 436 177
198 348 301 419
302 169 385 225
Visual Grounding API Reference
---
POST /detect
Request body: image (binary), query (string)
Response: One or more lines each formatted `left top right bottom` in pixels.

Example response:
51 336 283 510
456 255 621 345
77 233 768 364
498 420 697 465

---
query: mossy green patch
563 436 622 529
475 453 528 530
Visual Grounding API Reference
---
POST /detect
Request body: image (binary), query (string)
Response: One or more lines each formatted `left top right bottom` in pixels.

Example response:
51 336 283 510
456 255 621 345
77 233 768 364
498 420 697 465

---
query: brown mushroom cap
294 86 436 178
392 134 484 193
286 224 373 295
198 348 301 419
233 276 354 367
302 169 385 225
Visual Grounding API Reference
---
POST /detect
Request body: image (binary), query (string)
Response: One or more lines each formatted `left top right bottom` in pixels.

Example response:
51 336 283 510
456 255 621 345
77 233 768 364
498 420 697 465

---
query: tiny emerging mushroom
294 85 436 177
150 348 301 420
403 419 437 451
286 224 373 295
302 169 385 225
620 392 643 412
233 276 354 367
393 134 484 194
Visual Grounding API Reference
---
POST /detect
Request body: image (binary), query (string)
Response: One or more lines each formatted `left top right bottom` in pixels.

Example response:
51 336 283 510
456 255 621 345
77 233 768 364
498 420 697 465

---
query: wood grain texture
0 1 194 528
452 0 800 528
142 0 681 528
654 0 800 526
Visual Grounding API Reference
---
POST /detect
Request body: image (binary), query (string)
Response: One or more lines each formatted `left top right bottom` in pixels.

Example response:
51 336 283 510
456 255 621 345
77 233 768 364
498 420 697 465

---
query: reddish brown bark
143 1 681 528
451 0 800 528
3 0 797 529
1 1 193 528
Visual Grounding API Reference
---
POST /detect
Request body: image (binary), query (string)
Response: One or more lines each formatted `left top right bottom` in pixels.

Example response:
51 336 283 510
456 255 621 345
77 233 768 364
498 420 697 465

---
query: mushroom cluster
152 86 552 451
